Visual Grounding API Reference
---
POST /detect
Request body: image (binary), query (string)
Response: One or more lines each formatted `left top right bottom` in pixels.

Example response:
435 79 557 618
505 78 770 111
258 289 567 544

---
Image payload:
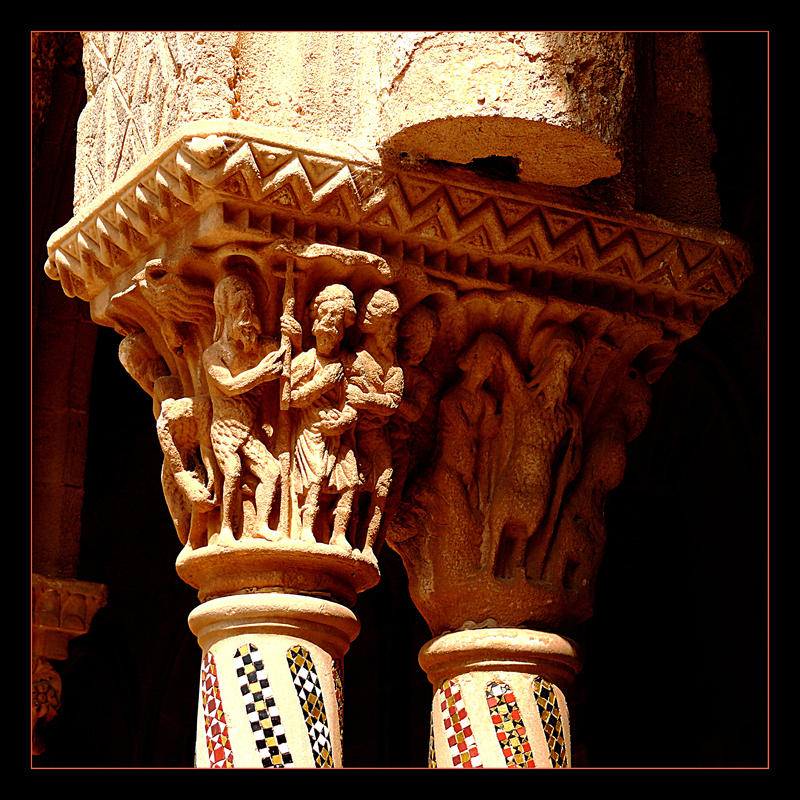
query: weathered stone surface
634 33 721 228
74 31 638 211
376 31 634 186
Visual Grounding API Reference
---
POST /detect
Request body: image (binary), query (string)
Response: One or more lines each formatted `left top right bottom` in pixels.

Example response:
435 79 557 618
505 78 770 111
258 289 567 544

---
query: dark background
32 32 768 768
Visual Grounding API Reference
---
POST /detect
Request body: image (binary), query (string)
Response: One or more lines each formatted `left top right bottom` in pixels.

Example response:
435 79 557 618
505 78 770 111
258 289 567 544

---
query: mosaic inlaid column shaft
420 628 579 768
189 593 357 768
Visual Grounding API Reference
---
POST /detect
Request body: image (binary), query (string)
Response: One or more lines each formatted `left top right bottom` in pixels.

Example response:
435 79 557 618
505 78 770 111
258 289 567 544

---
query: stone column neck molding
188 592 360 657
419 628 580 690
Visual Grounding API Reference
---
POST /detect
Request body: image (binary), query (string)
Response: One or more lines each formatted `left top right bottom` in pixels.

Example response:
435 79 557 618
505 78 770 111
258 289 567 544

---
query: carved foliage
32 657 62 755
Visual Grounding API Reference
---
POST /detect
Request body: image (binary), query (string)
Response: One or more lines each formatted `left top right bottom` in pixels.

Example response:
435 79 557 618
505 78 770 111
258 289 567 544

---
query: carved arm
347 367 404 415
203 344 284 397
290 361 346 408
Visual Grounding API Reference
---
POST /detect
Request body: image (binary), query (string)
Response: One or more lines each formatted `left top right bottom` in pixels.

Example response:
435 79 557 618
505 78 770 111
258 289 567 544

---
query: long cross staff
277 257 295 539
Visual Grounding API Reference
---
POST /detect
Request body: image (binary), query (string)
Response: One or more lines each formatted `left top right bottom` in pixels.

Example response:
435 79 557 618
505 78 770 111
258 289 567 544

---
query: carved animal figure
154 377 219 548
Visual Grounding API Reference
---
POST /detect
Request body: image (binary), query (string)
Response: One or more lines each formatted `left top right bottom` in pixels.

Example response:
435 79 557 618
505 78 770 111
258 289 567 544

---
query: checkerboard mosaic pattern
428 711 437 768
200 651 235 768
532 676 568 767
439 679 482 768
332 658 344 747
286 645 334 768
486 681 536 768
234 643 293 768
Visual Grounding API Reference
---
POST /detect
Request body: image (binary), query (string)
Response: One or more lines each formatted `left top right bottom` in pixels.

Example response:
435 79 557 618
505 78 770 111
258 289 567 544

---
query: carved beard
314 319 343 356
231 321 259 352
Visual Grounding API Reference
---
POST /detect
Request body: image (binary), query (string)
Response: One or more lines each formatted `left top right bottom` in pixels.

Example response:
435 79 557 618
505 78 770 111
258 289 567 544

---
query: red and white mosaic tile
200 651 235 768
439 679 482 768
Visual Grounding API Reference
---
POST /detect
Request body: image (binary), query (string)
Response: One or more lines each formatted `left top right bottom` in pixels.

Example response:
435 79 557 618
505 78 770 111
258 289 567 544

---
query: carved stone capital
32 656 62 756
31 575 107 755
32 574 108 661
44 120 751 622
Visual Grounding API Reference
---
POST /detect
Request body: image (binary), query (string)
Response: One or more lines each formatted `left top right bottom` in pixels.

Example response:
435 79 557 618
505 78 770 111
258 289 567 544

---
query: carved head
311 284 357 356
118 331 170 395
457 332 509 388
213 274 262 351
528 324 582 405
358 288 401 351
399 304 440 366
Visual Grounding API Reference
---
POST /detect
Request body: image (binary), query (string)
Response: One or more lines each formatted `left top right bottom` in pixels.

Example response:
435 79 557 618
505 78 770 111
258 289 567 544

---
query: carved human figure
347 289 404 556
418 334 503 555
385 304 440 535
202 274 287 542
289 284 359 548
544 365 650 590
482 325 583 580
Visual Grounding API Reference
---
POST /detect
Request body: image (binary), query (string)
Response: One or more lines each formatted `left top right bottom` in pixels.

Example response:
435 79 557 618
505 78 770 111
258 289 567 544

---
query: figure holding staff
275 258 303 539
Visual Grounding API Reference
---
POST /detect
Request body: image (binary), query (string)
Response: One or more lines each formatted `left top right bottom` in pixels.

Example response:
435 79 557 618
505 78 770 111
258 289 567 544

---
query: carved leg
330 488 356 551
362 468 392 557
219 453 242 542
299 483 322 543
245 439 281 539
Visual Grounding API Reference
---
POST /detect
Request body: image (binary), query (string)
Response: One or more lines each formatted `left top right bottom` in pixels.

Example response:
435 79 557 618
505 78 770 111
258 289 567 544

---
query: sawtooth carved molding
46 121 749 328
44 120 751 632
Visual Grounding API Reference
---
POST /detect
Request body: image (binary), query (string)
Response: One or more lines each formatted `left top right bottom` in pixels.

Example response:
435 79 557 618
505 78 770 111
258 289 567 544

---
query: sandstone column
43 32 752 767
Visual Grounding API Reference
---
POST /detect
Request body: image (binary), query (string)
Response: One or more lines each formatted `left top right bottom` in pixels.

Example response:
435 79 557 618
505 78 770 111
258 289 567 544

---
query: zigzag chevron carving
45 121 751 324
